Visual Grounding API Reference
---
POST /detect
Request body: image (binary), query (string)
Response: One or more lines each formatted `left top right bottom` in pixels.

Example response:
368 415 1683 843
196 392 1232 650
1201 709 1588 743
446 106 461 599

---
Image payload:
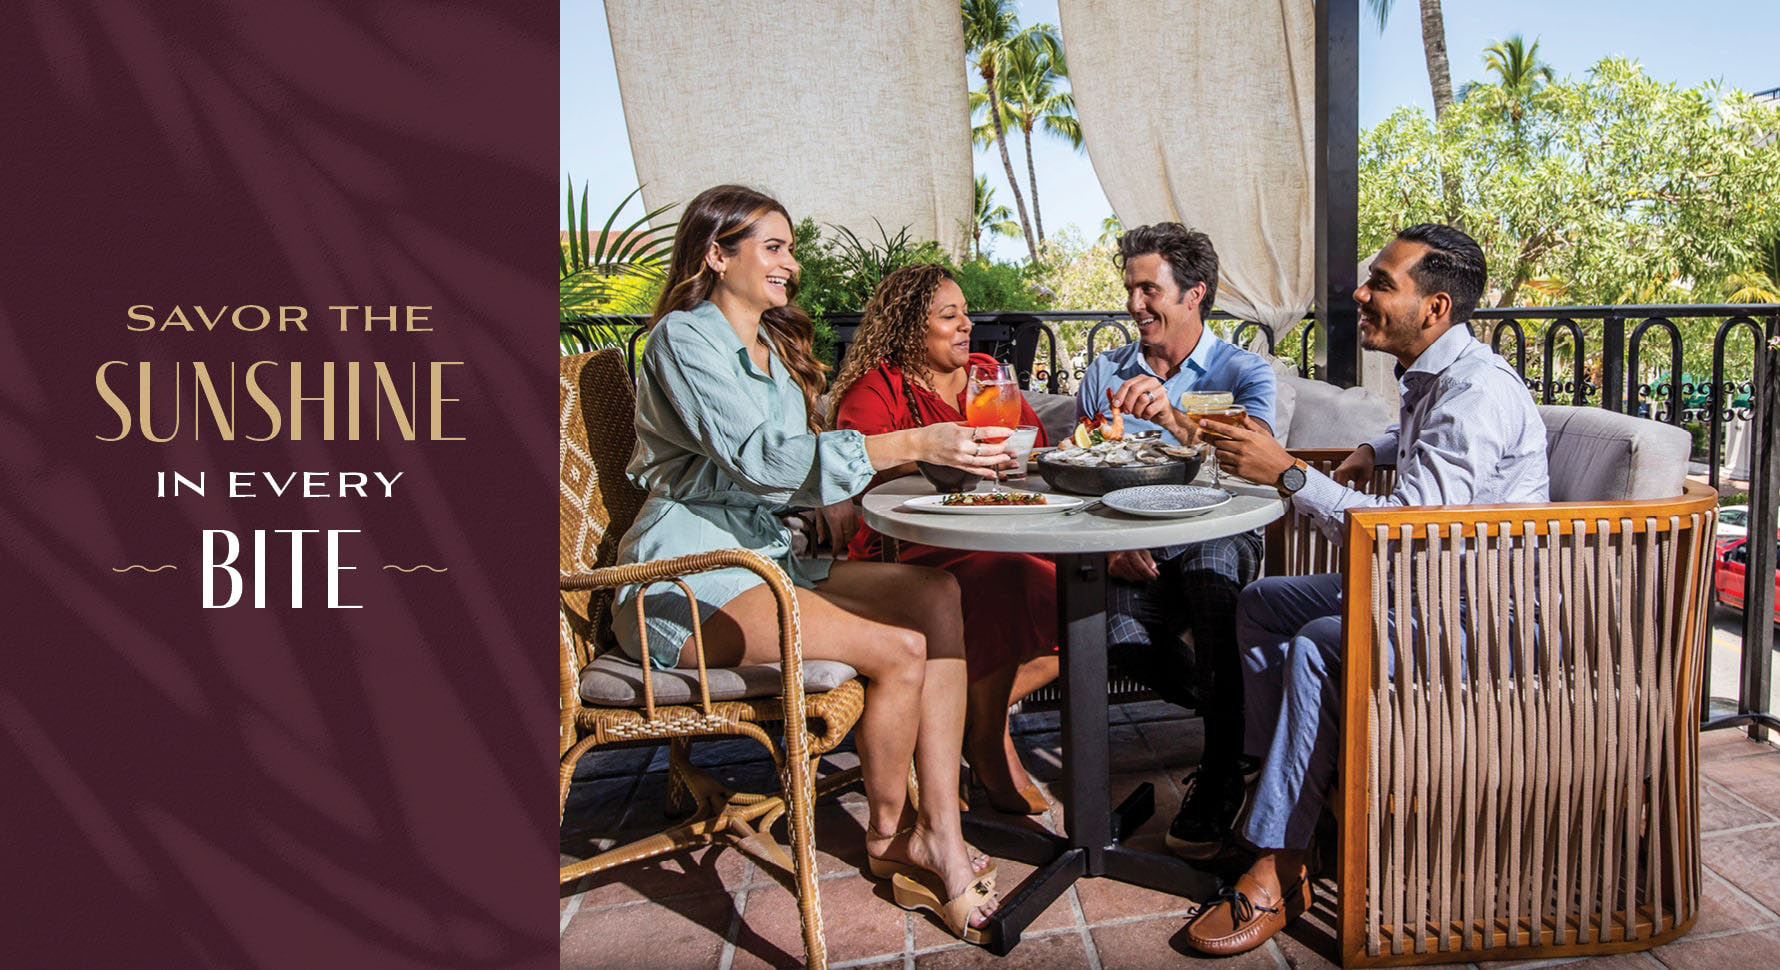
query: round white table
862 473 1287 954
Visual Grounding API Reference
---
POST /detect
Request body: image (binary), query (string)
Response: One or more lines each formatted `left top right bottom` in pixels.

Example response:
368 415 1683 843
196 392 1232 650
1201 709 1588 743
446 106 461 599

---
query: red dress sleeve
833 363 910 562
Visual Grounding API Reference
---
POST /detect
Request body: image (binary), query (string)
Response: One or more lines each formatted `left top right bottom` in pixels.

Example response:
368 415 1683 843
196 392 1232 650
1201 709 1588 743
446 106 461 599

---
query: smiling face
920 279 972 375
708 211 799 316
1354 238 1445 364
1123 252 1205 353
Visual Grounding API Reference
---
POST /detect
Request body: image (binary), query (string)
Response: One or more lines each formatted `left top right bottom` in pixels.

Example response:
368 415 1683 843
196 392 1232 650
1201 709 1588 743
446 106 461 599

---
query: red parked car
1714 535 1780 625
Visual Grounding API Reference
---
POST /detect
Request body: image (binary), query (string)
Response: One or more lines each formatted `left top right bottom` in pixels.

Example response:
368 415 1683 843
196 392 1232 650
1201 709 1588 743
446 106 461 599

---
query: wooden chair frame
1265 449 1714 966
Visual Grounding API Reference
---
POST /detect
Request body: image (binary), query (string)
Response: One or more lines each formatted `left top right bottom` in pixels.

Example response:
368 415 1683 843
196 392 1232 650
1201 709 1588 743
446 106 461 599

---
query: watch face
1281 466 1307 493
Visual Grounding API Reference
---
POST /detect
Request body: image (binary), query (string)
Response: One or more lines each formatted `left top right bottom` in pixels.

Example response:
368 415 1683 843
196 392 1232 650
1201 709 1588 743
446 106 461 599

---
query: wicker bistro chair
1264 406 1713 966
558 350 866 970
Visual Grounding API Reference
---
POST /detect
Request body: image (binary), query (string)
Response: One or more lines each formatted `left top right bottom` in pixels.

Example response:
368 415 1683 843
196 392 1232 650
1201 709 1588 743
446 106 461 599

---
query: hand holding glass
964 363 1020 491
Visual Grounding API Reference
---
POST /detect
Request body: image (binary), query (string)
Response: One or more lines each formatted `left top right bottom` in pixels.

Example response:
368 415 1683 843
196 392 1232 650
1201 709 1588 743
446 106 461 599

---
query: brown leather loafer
1185 870 1310 956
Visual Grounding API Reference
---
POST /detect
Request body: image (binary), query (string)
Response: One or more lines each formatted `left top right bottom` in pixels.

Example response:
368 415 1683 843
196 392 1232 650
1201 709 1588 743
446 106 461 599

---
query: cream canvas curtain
1057 0 1317 337
605 0 972 253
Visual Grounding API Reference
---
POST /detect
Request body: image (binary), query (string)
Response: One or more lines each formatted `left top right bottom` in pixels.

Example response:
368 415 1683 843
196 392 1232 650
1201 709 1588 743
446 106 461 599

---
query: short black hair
1393 223 1487 323
1115 223 1219 316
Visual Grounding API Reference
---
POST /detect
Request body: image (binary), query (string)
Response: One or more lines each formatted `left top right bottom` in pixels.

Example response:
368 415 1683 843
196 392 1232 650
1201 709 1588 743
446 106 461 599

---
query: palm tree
1366 0 1455 119
962 0 1051 262
1098 213 1123 246
1458 35 1556 152
971 175 1021 259
990 30 1081 251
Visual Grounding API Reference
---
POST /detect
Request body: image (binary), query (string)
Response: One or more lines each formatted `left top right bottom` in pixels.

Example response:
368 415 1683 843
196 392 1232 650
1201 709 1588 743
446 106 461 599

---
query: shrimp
1103 388 1125 440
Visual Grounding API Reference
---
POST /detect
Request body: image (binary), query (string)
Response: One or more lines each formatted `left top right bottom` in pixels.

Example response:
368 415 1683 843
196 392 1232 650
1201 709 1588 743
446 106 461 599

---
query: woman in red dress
831 264 1059 814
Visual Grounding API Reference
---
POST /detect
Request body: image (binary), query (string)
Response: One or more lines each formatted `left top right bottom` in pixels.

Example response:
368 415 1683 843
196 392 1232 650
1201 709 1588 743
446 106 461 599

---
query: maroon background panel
0 2 557 965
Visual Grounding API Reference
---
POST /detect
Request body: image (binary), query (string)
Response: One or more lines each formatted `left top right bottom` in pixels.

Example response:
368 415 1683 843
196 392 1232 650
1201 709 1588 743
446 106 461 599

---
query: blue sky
562 1 1780 260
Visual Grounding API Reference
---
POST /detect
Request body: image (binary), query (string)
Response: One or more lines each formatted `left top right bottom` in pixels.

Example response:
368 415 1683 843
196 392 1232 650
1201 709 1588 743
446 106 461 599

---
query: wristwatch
1275 458 1309 497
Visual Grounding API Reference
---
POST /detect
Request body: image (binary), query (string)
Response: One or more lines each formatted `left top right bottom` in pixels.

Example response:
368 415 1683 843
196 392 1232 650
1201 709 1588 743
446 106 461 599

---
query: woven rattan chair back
557 348 861 970
560 349 647 670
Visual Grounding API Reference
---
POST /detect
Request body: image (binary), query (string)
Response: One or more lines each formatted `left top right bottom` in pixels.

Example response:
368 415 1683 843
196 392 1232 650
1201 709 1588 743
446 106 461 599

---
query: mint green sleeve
640 321 875 506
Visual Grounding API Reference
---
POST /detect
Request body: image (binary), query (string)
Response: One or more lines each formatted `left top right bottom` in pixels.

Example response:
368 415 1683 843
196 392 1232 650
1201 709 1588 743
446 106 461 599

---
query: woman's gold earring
719 270 726 282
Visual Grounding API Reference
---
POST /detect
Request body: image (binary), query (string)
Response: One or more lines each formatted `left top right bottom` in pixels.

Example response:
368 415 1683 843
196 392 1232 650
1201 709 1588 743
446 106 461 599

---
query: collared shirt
1291 325 1550 542
612 301 876 666
1075 329 1276 444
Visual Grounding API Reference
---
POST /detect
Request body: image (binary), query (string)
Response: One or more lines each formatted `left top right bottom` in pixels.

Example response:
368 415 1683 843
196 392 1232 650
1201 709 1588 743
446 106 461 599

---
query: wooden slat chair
1264 406 1712 966
558 349 866 970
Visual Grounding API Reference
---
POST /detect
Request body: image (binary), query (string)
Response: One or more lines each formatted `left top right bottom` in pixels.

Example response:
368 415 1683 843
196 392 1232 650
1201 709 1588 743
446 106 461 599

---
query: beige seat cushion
1538 405 1691 502
1260 356 1298 443
579 653 860 707
1280 373 1396 448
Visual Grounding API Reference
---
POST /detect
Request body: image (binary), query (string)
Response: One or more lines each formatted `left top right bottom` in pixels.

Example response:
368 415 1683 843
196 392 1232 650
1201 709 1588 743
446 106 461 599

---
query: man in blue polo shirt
1075 222 1277 861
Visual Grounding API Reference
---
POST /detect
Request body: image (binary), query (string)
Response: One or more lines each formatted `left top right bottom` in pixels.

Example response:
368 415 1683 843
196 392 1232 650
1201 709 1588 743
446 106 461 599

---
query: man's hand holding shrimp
1107 376 1200 443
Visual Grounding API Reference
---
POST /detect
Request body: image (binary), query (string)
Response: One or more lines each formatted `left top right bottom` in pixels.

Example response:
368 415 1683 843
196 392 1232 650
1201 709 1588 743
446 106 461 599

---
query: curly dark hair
825 263 957 427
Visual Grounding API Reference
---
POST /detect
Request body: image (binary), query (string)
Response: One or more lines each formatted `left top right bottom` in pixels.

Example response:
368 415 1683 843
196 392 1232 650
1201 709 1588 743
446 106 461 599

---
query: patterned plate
1100 485 1233 519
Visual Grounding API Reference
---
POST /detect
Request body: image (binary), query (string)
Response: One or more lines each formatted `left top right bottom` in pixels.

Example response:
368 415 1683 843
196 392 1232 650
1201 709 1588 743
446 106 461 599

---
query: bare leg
686 560 993 925
965 650 1059 806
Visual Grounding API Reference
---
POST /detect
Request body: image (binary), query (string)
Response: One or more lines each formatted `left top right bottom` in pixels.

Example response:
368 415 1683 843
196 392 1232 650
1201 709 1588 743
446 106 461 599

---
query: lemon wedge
1072 424 1094 448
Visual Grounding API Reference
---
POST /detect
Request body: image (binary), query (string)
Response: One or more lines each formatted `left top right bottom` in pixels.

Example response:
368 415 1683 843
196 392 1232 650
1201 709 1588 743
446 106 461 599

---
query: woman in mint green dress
613 185 1007 940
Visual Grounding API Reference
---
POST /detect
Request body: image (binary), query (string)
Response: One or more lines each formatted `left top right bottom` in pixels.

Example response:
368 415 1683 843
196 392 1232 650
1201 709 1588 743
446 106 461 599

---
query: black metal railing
1473 304 1780 739
572 303 1780 739
592 309 1318 393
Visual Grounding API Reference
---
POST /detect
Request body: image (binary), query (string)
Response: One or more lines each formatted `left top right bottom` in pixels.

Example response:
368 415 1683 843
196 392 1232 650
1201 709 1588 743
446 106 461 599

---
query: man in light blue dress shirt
1074 223 1277 862
1183 224 1550 956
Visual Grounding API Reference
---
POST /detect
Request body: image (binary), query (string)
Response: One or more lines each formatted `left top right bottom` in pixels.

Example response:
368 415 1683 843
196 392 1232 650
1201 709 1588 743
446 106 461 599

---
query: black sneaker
1165 764 1252 860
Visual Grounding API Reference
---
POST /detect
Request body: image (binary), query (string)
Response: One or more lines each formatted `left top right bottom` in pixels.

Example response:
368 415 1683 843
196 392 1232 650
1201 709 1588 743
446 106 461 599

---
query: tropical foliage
559 182 674 353
963 0 1066 262
972 26 1080 249
1367 0 1455 118
970 175 1022 260
1361 58 1780 379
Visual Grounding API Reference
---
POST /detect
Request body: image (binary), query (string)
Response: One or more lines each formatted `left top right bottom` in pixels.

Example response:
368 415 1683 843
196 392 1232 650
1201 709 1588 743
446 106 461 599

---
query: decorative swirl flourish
383 564 447 573
112 564 177 573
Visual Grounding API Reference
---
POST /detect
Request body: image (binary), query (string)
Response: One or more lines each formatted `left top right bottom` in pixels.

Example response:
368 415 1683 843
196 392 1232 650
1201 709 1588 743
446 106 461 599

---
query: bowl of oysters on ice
1035 393 1223 495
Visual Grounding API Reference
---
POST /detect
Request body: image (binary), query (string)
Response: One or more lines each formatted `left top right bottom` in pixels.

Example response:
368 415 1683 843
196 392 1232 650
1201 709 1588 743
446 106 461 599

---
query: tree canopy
1361 58 1780 309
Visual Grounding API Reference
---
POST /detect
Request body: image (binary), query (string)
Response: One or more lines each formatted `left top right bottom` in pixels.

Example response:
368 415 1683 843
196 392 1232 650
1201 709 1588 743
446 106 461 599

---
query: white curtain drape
1057 0 1317 337
605 0 972 253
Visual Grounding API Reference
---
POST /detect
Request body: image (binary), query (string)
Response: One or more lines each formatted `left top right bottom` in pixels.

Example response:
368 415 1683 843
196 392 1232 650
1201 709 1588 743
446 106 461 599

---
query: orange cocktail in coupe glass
965 362 1020 491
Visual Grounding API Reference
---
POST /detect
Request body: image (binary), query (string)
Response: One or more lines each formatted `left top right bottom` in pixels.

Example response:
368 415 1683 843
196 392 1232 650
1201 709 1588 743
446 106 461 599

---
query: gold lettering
373 362 417 440
95 361 132 440
430 362 463 440
246 361 282 441
191 362 236 440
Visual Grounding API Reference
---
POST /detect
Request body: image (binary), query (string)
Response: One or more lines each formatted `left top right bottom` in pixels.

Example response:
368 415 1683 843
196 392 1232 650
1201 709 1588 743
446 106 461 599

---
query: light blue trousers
1234 573 1346 851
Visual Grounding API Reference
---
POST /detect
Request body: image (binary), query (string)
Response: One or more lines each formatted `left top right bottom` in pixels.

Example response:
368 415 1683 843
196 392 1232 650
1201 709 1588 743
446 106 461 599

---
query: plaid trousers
1105 530 1263 771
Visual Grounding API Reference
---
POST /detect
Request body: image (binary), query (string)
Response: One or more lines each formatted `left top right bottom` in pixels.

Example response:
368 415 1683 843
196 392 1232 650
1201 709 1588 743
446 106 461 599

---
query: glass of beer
1180 394 1244 487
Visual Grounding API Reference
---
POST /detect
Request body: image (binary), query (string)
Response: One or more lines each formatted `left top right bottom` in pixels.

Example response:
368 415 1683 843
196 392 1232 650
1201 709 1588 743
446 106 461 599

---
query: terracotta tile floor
561 703 1780 969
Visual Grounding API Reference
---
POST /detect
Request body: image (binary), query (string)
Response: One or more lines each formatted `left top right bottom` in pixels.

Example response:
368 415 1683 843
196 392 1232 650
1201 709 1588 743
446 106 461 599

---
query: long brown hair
650 184 827 430
826 263 957 427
